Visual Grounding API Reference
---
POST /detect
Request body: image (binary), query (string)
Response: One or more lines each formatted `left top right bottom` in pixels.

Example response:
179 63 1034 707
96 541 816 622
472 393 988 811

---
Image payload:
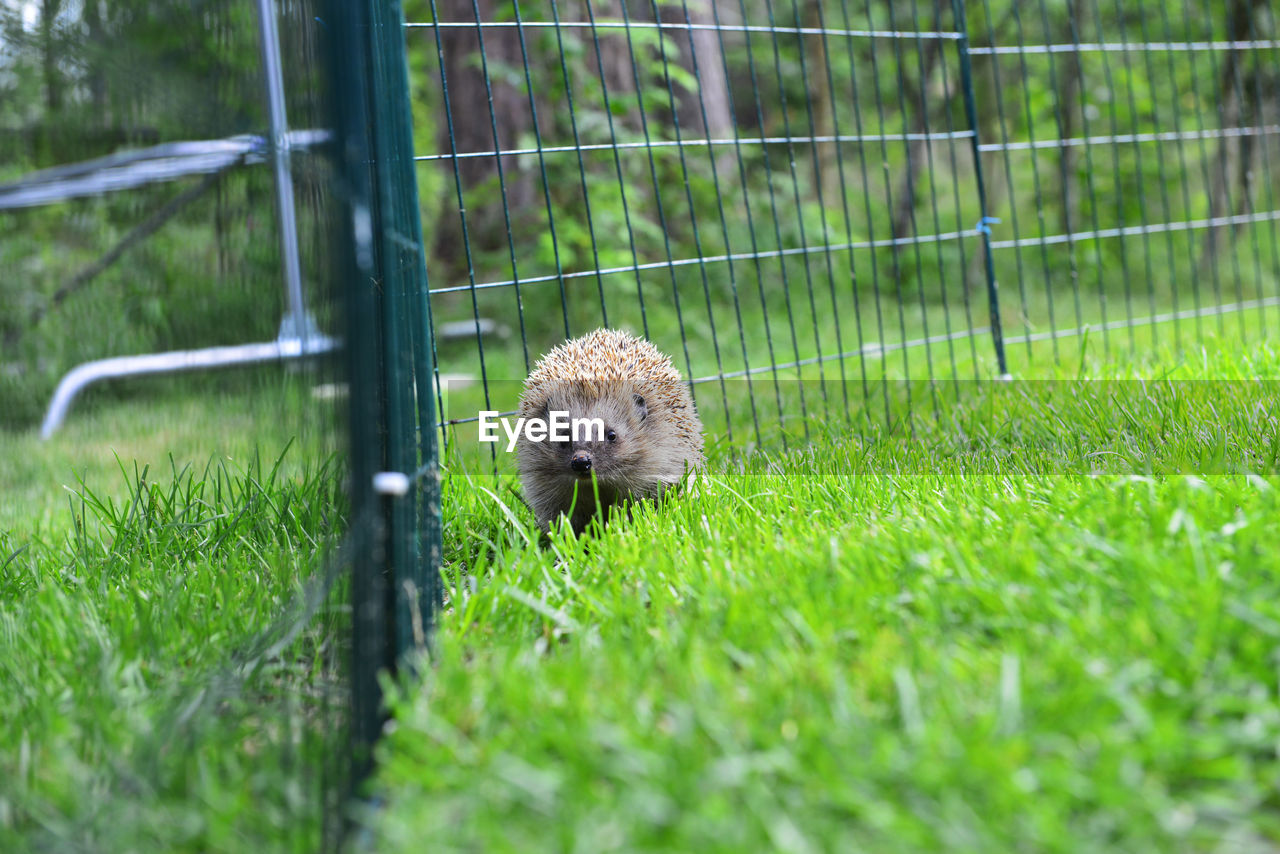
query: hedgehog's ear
632 393 647 422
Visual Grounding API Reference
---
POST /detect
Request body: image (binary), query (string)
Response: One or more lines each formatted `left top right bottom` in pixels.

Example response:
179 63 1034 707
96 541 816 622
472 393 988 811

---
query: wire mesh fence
404 0 1279 457
971 0 1280 362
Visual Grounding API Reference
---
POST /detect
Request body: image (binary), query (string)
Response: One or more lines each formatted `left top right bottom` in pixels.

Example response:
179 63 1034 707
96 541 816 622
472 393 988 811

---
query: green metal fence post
367 0 441 671
950 0 1010 377
325 0 440 782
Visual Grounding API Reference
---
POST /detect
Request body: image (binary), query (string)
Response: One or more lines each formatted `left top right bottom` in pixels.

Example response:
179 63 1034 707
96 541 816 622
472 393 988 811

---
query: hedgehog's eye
606 429 617 443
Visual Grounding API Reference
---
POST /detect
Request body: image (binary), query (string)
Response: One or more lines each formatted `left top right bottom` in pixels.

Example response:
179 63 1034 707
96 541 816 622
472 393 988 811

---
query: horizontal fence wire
1003 296 1280 346
412 130 975 162
990 209 1280 251
406 20 965 39
979 125 1280 152
407 0 1280 449
427 229 977 295
969 39 1280 54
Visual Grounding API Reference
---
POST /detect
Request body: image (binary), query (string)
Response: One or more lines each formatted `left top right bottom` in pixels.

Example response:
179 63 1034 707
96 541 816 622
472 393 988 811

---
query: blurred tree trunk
40 0 64 111
1202 0 1260 263
596 0 641 123
658 0 733 139
803 0 834 192
889 5 944 241
1057 20 1080 234
83 0 108 124
432 0 535 267
1042 0 1084 234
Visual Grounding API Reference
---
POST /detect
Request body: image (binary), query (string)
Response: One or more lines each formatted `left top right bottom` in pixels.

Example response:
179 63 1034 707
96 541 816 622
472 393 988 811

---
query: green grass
3 324 1279 852
365 331 1280 852
0 369 338 539
0 374 347 852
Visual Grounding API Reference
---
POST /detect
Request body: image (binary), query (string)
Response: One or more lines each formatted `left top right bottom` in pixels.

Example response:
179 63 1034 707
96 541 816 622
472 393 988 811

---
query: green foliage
0 0 266 165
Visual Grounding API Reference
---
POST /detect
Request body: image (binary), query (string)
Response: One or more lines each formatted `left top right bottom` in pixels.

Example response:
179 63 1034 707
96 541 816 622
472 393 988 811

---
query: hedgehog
516 328 704 535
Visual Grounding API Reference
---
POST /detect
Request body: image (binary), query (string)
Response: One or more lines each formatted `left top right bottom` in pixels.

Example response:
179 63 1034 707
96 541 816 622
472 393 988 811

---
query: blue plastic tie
974 215 1001 235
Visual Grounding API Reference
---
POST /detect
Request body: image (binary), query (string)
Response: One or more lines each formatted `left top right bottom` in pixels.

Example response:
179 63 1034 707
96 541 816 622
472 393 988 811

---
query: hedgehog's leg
567 484 604 535
524 479 571 534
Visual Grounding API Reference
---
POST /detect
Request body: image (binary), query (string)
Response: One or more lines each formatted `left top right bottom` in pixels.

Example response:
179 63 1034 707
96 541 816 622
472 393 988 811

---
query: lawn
364 329 1280 852
2 326 1278 852
0 371 348 852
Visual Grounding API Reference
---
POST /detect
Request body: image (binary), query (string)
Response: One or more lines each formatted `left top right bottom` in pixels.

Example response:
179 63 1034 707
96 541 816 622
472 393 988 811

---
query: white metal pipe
39 336 337 439
255 0 310 351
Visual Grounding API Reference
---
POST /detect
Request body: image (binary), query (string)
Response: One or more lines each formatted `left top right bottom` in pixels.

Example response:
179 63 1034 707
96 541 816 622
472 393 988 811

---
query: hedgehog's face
526 388 651 490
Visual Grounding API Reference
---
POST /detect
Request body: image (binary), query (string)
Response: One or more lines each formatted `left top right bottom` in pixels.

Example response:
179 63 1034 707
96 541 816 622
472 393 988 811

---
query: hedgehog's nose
570 451 592 474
